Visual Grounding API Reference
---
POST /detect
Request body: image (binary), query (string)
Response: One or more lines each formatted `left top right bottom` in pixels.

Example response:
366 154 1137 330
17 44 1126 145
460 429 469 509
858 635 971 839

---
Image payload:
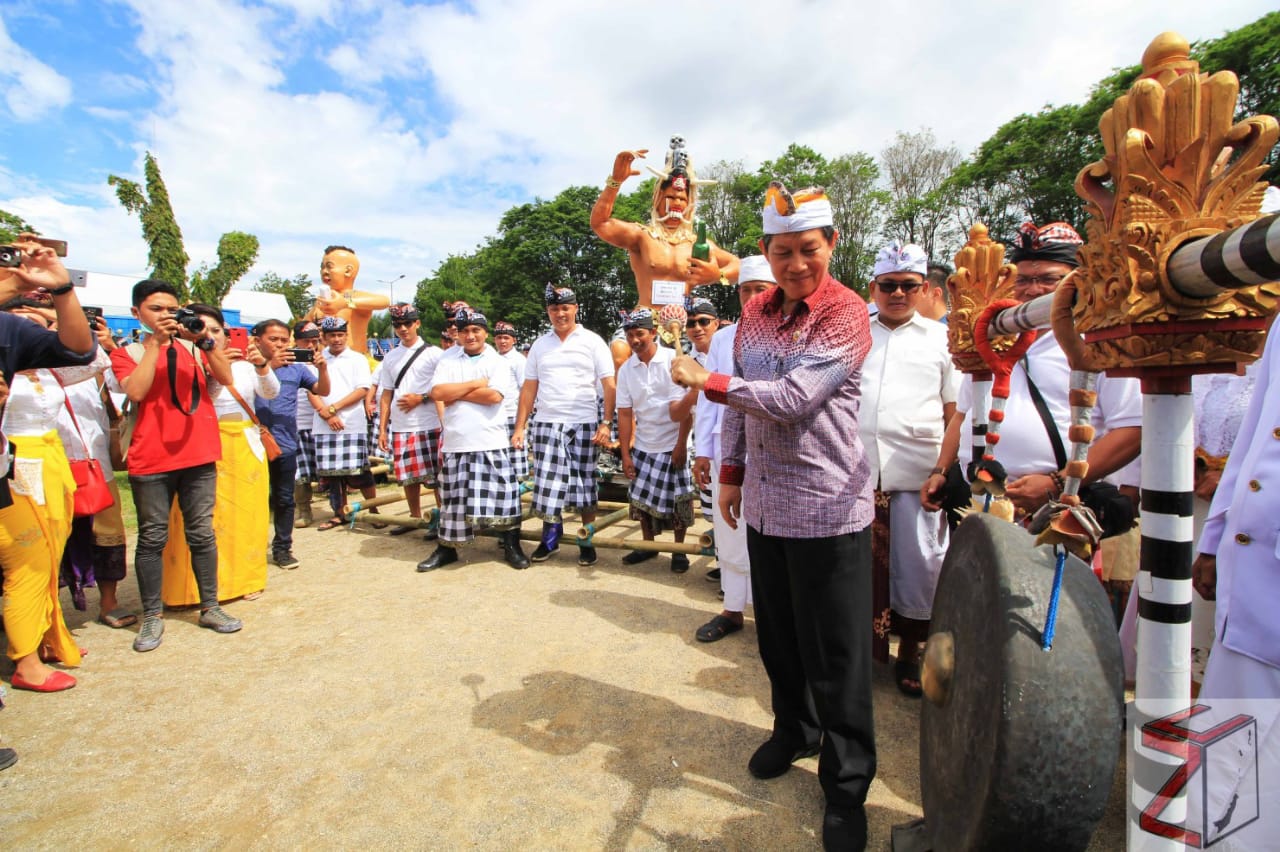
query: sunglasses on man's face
686 317 716 329
876 280 922 294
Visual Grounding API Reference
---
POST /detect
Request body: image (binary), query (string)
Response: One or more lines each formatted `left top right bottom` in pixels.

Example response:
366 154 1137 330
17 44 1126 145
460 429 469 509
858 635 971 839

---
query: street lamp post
378 273 406 306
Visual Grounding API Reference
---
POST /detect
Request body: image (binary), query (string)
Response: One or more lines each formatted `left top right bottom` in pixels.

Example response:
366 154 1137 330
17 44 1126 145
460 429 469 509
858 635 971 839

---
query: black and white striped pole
986 214 1278 850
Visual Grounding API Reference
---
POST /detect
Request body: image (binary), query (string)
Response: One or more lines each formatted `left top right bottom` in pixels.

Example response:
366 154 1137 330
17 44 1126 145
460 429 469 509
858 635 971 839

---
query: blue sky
0 0 1274 301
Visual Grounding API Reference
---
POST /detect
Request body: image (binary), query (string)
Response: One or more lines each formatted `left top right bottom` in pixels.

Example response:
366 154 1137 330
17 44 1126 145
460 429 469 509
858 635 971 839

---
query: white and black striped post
970 372 992 470
980 217 1279 848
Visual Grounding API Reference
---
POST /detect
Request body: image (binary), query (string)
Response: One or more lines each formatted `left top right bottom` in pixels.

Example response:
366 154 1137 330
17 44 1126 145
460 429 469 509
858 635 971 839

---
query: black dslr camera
173 306 207 334
0 246 21 268
172 307 217 350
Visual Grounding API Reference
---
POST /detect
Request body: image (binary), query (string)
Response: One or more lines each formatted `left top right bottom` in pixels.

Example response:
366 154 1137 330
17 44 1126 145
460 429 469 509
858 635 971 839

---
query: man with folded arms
418 308 527 571
616 308 698 573
672 184 875 851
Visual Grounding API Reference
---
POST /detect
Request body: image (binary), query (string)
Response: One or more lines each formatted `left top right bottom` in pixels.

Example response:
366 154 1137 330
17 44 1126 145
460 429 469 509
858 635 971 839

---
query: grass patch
114 470 137 533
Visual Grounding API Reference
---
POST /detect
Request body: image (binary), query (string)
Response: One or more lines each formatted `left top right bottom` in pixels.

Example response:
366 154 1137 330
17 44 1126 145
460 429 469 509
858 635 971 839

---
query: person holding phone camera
0 237 98 708
251 318 329 566
159 304 280 604
289 321 324 526
109 280 242 652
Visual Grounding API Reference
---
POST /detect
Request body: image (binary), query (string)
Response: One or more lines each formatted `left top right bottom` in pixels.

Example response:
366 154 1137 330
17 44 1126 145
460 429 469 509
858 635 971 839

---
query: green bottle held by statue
692 221 710 262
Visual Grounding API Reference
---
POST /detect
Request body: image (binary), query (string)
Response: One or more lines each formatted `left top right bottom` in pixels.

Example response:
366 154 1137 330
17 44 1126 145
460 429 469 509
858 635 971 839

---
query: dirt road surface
0 509 1126 849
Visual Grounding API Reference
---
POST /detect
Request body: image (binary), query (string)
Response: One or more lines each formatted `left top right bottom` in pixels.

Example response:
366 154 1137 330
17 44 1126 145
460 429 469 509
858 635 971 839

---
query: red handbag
55 376 116 517
69 457 114 516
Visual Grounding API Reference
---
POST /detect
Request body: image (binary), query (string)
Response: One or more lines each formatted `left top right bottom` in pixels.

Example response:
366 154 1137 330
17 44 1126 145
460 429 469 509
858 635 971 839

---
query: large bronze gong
913 514 1123 851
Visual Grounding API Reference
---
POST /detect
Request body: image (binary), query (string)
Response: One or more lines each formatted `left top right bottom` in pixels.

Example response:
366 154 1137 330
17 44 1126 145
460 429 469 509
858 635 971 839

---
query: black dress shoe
670 553 689 573
622 549 657 565
416 546 458 572
577 546 597 566
747 737 821 779
822 804 867 851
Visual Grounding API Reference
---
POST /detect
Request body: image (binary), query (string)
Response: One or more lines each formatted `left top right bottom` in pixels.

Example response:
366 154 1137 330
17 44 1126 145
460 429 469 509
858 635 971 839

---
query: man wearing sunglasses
922 222 1141 522
377 304 446 538
861 242 960 698
685 299 719 523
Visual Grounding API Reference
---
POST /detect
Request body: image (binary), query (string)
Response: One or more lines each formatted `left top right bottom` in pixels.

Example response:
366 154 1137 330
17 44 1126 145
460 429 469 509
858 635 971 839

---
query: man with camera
110 279 242 652
251 319 330 568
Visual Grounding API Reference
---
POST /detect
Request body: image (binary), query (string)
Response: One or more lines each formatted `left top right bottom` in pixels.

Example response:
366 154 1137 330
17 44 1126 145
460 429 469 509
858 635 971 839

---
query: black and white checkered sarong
314 432 370 477
529 420 598 523
296 429 317 482
438 449 522 544
505 417 530 481
629 447 695 532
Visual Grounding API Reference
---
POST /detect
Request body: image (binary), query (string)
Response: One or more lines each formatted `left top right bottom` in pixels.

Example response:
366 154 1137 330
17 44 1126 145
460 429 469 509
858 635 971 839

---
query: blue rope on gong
1041 547 1067 651
983 492 992 513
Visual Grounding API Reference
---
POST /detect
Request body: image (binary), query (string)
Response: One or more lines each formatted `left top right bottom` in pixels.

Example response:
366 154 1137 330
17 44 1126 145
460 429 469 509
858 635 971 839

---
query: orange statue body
309 245 390 357
591 137 739 366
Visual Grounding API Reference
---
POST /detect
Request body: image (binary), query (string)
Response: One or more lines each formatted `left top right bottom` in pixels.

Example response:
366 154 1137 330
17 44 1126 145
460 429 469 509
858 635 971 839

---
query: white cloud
0 13 72 121
84 105 132 122
6 0 1276 304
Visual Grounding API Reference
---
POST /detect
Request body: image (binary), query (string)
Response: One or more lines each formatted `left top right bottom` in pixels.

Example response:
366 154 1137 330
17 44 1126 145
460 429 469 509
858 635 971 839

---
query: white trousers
710 450 751 613
887 490 948 620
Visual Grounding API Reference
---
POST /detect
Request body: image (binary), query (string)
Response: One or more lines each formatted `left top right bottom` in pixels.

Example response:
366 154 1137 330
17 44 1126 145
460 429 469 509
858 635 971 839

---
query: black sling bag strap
1022 357 1068 470
1021 356 1136 538
393 343 428 390
167 342 202 416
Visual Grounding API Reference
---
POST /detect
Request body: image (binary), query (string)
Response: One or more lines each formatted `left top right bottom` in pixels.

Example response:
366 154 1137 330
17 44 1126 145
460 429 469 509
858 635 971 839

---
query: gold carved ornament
1071 32 1280 375
946 224 1019 375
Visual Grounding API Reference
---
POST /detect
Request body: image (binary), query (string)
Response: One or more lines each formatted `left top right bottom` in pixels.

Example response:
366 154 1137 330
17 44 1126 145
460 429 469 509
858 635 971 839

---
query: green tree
415 253 493 331
826 153 890 293
1196 11 1280 182
469 185 638 338
943 12 1280 240
108 152 190 295
0 209 36 243
880 129 963 262
189 231 261 306
108 152 260 303
253 271 314 320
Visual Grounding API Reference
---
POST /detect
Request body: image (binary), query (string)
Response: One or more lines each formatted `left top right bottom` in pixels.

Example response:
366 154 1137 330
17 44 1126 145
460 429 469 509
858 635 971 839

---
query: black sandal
695 614 743 643
894 657 923 698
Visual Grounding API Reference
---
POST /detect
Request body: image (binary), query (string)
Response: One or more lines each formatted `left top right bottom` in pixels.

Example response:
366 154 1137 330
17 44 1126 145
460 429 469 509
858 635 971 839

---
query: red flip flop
11 670 77 692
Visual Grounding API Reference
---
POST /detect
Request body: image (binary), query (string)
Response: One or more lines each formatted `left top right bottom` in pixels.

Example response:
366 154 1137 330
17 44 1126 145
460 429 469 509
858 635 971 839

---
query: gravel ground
0 501 1126 849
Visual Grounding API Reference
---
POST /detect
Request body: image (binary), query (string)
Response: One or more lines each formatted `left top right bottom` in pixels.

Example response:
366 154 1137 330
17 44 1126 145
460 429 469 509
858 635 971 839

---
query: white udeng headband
873 241 928 277
738 255 776 284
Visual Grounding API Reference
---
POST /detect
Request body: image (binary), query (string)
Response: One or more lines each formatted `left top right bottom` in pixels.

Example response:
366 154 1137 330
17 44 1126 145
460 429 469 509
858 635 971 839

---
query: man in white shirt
691 256 775 642
292 321 323 528
862 241 960 696
493 320 529 482
378 303 445 536
513 284 617 566
685 299 718 522
922 222 1142 520
417 308 527 571
310 316 378 529
616 308 698 572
